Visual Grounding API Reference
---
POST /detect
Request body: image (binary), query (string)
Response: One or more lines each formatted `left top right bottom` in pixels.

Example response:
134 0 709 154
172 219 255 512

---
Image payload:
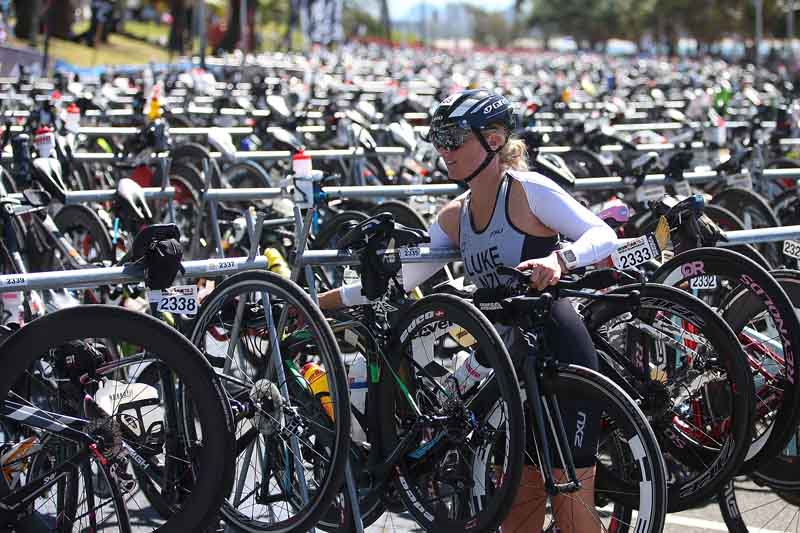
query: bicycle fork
521 354 581 496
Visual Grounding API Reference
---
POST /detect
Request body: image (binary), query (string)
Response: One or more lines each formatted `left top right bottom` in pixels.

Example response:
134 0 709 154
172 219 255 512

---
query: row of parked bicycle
1 51 800 532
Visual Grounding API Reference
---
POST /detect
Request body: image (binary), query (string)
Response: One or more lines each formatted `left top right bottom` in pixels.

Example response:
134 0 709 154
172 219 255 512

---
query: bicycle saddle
664 151 694 182
31 157 67 203
626 151 659 178
338 212 428 251
116 177 153 224
715 147 751 174
530 152 576 190
207 128 237 162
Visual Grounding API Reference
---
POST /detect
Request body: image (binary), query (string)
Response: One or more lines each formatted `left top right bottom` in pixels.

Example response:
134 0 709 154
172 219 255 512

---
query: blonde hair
499 136 529 172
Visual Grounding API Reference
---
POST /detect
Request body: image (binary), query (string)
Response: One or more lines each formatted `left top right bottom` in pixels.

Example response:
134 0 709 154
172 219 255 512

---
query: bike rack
720 225 800 246
300 246 460 268
6 186 174 205
0 254 267 292
0 147 409 181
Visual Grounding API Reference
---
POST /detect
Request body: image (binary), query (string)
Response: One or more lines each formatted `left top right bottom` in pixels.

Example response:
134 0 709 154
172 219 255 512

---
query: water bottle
264 248 291 279
451 351 492 396
346 353 368 442
64 102 81 134
292 150 315 208
1 436 41 488
302 363 334 420
33 126 55 158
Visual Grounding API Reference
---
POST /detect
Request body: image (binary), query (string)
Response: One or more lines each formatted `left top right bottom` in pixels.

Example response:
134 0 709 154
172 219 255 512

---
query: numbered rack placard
148 285 198 315
611 234 661 269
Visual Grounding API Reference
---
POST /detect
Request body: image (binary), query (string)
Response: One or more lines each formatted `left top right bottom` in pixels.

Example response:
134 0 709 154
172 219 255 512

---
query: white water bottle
452 351 492 395
291 150 315 208
346 353 368 443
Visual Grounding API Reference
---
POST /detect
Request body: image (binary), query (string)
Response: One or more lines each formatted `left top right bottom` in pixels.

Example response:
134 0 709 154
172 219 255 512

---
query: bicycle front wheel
0 305 235 532
378 293 526 533
190 269 351 533
510 363 668 533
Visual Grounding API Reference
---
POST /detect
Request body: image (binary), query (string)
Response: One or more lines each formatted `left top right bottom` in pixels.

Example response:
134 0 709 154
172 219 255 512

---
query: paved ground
126 476 799 532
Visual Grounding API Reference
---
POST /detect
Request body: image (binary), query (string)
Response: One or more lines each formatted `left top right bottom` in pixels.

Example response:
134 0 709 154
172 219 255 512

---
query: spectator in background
0 0 9 43
74 0 115 47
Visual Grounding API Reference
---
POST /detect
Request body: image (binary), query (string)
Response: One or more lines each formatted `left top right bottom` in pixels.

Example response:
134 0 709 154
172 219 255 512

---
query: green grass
122 21 169 44
10 31 171 68
7 17 415 70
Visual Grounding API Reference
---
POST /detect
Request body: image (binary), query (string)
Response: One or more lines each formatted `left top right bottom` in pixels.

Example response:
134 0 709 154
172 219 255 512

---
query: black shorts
509 299 601 469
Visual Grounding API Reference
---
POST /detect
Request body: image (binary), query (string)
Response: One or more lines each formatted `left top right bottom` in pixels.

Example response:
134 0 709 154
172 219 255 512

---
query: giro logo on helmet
483 98 509 114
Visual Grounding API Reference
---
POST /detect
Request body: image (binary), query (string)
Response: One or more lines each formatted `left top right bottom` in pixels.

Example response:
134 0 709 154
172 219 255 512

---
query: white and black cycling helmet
427 89 516 182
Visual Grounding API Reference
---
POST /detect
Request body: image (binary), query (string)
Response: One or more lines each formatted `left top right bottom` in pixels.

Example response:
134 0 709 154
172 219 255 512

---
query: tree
467 5 515 48
218 0 243 52
49 0 76 40
342 0 382 39
13 0 40 43
168 0 191 54
379 0 391 41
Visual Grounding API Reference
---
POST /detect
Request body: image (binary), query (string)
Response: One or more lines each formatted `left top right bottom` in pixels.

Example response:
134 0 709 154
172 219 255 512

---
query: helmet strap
458 128 509 184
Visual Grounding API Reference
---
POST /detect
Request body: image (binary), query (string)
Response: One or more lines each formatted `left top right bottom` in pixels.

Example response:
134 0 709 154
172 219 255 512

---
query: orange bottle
302 363 335 420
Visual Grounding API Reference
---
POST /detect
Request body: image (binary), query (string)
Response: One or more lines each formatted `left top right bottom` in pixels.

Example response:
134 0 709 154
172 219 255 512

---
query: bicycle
187 268 353 532
0 303 236 531
462 265 669 532
191 213 526 532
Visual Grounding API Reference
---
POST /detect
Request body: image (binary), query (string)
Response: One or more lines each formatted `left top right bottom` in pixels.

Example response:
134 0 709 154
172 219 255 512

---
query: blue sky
392 0 515 19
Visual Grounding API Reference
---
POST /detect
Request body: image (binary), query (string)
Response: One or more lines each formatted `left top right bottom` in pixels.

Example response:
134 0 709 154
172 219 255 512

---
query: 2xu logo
574 411 587 448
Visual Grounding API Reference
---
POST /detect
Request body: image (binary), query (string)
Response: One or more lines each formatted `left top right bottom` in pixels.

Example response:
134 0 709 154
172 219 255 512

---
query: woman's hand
516 253 564 290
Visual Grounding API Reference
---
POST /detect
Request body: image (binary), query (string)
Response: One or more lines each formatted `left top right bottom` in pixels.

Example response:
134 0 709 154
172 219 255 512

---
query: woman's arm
317 199 462 310
519 174 618 268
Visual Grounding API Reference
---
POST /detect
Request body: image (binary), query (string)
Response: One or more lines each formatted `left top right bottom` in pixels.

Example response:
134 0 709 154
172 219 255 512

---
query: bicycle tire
724 269 800 489
225 160 276 188
718 477 800 532
189 270 350 533
653 247 800 472
583 282 753 511
53 204 115 264
711 187 782 267
312 211 370 250
512 362 669 533
378 293 525 533
163 162 204 257
0 305 235 532
26 433 132 532
368 201 428 230
170 142 222 189
311 211 369 291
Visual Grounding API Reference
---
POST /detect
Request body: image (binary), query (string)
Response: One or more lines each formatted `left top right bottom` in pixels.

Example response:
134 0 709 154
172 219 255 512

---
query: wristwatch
557 248 578 270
